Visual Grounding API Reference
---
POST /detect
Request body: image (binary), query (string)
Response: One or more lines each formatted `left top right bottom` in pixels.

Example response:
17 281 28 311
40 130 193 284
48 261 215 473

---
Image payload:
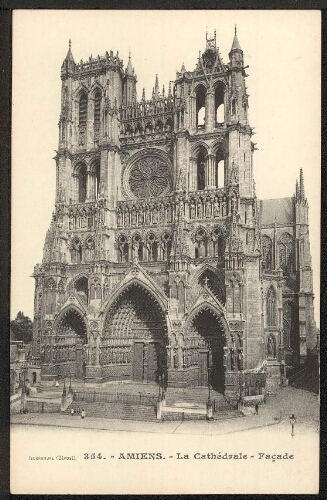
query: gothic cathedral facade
33 31 317 394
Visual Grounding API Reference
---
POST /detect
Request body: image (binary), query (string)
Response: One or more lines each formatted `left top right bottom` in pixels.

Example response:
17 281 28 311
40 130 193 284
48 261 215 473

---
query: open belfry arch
33 30 317 393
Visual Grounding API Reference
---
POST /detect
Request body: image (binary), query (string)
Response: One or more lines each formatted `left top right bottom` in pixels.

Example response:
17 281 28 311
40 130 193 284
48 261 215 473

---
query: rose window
129 156 170 198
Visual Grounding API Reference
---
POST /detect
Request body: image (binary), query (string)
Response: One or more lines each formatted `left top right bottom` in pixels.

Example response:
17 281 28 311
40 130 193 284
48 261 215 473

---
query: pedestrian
81 409 85 419
77 406 80 414
71 407 74 417
290 414 296 436
55 379 59 387
255 402 259 415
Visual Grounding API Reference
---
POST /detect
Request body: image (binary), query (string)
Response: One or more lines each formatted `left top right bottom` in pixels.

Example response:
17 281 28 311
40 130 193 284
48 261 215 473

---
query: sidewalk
11 386 319 436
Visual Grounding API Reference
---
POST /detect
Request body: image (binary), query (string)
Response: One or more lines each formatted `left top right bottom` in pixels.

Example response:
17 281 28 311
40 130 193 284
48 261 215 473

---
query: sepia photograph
10 10 320 494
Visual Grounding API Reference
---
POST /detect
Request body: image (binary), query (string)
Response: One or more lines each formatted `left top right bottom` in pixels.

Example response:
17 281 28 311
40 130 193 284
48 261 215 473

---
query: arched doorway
103 283 168 384
56 308 88 379
189 307 226 392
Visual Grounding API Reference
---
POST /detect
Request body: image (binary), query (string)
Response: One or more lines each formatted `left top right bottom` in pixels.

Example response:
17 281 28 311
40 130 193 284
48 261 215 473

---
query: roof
231 33 242 52
259 198 294 226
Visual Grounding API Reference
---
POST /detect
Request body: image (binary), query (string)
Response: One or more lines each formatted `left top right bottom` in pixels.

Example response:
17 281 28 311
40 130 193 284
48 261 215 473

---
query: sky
11 10 321 326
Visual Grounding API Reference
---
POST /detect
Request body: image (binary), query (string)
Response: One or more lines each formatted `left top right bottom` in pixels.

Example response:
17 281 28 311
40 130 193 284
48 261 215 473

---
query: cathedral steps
64 401 158 422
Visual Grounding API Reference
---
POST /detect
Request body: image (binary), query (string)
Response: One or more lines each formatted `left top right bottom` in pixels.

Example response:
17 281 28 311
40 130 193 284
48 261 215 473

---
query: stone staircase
63 401 157 422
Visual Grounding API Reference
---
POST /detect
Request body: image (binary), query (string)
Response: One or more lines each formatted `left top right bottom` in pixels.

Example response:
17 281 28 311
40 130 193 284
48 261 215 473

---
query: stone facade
33 32 317 394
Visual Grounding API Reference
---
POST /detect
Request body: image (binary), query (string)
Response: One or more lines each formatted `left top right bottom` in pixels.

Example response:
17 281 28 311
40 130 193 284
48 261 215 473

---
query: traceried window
129 155 170 199
279 233 293 273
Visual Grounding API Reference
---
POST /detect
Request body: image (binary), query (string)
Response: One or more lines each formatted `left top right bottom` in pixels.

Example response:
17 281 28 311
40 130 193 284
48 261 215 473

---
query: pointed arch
54 304 88 343
214 81 225 125
186 300 228 333
74 162 87 203
197 268 226 304
89 158 100 200
195 84 206 129
102 275 168 319
191 141 209 157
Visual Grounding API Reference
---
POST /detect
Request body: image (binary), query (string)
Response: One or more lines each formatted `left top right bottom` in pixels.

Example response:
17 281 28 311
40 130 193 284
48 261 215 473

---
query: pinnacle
230 28 242 52
126 49 134 76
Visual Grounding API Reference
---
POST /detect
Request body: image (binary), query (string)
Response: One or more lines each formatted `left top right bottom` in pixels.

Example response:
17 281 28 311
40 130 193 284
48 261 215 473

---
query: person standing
290 414 296 436
81 409 85 419
255 402 259 415
70 407 74 417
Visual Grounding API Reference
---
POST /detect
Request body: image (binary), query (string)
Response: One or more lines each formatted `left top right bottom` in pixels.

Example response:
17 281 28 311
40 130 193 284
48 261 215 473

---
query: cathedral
32 30 317 395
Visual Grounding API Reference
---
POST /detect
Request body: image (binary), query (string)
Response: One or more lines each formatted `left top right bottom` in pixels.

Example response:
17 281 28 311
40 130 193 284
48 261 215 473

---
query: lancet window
278 233 293 273
215 83 225 125
76 163 87 203
197 150 207 191
90 160 100 200
196 85 206 129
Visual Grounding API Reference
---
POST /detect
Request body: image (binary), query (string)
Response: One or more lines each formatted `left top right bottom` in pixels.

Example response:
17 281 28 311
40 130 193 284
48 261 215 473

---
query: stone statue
214 197 220 217
190 200 196 219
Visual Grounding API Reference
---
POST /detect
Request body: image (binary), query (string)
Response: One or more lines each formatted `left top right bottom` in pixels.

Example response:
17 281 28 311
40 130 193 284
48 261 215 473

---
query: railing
73 391 157 406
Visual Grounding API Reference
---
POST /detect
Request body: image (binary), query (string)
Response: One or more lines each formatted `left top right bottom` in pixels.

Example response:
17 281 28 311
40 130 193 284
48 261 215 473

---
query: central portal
190 308 225 392
133 341 166 383
104 284 168 384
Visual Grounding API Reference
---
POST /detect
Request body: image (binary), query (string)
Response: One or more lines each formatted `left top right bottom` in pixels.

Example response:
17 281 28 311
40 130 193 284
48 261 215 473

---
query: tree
10 311 33 343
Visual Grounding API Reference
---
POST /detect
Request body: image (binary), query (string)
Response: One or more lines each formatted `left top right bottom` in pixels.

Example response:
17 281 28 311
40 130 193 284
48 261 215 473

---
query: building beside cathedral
32 30 317 395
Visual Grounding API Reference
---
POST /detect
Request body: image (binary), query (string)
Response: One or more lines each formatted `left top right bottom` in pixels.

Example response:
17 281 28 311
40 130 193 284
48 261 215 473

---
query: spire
154 74 159 98
126 49 134 76
230 26 242 53
299 168 305 201
180 62 186 73
142 87 146 101
61 39 75 77
296 179 300 200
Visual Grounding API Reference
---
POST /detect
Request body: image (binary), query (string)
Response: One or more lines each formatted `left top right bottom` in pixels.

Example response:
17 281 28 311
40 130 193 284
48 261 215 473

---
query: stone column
205 91 215 132
207 154 216 189
95 335 100 366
